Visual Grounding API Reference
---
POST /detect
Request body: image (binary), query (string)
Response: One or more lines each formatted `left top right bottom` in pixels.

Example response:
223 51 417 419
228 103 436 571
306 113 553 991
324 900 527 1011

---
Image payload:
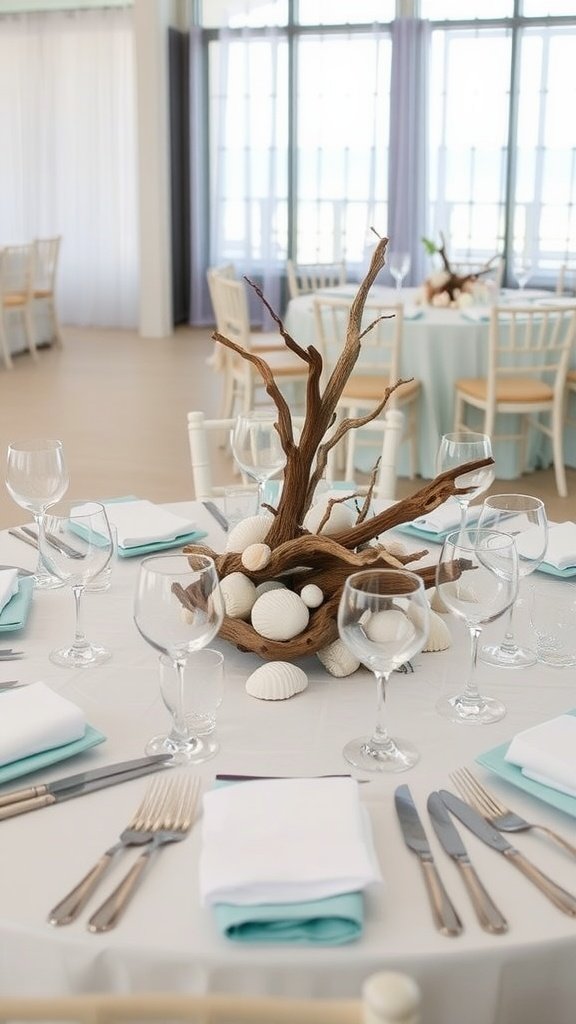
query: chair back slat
0 244 33 299
287 259 347 299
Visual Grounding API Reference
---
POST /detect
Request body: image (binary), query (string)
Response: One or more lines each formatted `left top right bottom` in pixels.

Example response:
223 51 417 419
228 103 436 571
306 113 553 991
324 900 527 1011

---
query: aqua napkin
212 890 363 945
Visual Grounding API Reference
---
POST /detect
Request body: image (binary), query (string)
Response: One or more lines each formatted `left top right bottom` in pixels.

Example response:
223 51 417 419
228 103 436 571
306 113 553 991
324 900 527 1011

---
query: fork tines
450 767 505 817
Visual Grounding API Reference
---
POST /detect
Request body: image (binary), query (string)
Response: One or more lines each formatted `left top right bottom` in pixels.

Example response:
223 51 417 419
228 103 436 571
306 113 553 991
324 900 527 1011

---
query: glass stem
369 671 395 750
171 659 189 741
71 585 90 653
463 626 483 704
498 604 518 654
457 500 469 542
33 512 48 577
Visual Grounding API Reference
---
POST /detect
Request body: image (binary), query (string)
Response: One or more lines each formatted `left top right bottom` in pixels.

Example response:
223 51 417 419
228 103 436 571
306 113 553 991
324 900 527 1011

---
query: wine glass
478 494 548 668
435 529 518 725
388 251 411 293
337 569 430 772
436 432 495 535
40 500 113 667
514 256 532 293
6 438 69 589
231 411 286 511
134 553 225 764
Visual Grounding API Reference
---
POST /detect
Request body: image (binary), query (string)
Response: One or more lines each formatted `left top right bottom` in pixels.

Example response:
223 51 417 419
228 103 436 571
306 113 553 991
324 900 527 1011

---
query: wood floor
1 325 575 530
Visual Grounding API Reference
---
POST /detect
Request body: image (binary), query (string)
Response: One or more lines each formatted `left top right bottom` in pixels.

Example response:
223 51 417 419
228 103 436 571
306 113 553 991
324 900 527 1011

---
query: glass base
145 732 219 765
343 735 419 773
480 642 536 668
33 571 64 590
49 642 112 668
436 692 506 725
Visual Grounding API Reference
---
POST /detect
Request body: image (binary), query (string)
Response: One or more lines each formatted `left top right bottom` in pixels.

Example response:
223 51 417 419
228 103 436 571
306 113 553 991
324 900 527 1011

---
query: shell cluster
246 661 308 700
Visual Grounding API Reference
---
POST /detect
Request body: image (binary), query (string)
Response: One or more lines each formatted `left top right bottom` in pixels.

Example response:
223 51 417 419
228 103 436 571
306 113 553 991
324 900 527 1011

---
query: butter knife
440 790 576 917
395 784 463 936
202 501 229 532
427 792 508 934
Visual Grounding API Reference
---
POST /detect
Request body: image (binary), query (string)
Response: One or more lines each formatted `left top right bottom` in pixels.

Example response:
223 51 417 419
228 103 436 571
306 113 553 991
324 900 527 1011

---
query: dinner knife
8 528 39 551
0 754 171 817
20 524 85 559
394 784 463 936
427 792 508 934
202 500 229 532
440 790 576 917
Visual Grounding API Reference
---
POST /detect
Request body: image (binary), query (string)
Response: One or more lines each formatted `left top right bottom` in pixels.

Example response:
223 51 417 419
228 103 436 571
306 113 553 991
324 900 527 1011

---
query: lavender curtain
188 25 212 326
387 18 431 286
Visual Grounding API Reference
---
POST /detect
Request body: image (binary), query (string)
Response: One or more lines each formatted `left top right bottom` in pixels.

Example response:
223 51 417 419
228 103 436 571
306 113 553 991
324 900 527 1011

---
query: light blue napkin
212 890 363 945
0 578 34 632
0 724 106 785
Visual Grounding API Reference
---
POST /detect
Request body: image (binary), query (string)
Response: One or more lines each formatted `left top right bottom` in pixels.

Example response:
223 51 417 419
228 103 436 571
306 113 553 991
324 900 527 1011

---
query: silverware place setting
0 648 24 661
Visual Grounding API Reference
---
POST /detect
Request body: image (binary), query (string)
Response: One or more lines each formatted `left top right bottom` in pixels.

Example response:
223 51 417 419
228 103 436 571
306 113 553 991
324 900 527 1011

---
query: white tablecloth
284 286 576 479
2 502 576 1024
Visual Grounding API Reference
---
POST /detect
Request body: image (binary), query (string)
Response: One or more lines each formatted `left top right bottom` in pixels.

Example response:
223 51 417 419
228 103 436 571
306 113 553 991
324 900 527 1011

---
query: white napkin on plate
103 500 196 549
199 777 381 906
0 568 19 615
0 681 86 767
505 715 576 796
412 498 481 534
542 522 576 570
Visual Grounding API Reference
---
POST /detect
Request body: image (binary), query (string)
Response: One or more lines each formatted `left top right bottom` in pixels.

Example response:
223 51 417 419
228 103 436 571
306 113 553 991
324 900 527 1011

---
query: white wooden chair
0 243 36 368
32 235 63 348
0 972 421 1024
287 259 347 300
188 408 404 503
313 296 421 480
454 302 576 497
556 262 576 296
565 367 576 434
209 275 308 417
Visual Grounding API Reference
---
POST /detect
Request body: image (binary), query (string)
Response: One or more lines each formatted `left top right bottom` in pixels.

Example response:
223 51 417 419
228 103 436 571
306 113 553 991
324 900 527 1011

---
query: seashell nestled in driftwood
245 661 308 700
219 572 257 620
428 587 448 614
364 608 414 644
225 514 273 554
241 542 271 572
422 609 452 652
254 579 286 598
303 499 355 537
300 583 324 608
251 588 310 641
317 637 361 677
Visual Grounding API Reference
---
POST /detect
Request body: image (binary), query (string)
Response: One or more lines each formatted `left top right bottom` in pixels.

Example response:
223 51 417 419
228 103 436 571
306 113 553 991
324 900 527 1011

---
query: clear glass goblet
40 500 113 667
134 553 224 765
436 431 495 534
337 569 430 773
478 494 548 668
514 257 532 293
388 251 411 293
231 411 286 511
436 528 518 725
6 438 69 589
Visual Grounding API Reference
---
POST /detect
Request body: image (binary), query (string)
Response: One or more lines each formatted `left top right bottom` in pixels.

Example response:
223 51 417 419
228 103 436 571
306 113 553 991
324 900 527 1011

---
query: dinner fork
451 767 576 858
48 777 181 926
87 776 201 933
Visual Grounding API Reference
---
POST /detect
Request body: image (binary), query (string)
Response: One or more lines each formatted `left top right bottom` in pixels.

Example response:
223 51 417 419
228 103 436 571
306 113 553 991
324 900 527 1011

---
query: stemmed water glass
40 500 113 667
134 553 224 765
436 432 495 535
388 251 411 293
435 529 518 725
231 411 286 511
337 569 430 772
6 439 69 588
514 256 532 293
478 494 548 668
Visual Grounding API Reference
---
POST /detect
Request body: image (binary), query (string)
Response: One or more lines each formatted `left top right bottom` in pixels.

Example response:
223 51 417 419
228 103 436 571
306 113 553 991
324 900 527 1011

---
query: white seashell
428 587 449 614
241 542 271 572
225 514 273 554
303 499 355 537
384 539 408 559
245 661 308 701
254 579 286 598
364 608 414 644
422 609 452 652
440 581 479 606
300 584 323 608
317 638 360 677
219 572 257 620
251 589 310 641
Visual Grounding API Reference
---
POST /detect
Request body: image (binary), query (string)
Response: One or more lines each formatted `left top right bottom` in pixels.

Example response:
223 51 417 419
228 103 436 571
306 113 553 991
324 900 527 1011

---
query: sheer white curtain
0 8 138 328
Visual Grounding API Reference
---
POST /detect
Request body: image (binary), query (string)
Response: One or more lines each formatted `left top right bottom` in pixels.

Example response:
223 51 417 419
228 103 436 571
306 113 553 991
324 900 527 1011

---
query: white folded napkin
103 500 196 549
0 681 86 768
542 522 576 570
199 777 381 906
0 568 19 615
505 715 576 797
460 308 490 322
412 498 481 534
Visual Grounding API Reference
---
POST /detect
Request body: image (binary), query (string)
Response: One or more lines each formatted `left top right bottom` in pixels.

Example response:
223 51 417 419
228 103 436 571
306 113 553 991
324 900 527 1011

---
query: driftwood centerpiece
184 234 493 664
422 233 499 307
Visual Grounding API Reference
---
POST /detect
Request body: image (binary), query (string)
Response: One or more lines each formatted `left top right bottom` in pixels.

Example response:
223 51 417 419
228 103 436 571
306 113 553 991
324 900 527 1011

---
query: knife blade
440 790 576 917
0 754 170 809
20 524 85 560
8 528 39 551
394 784 463 936
427 792 508 934
202 501 229 532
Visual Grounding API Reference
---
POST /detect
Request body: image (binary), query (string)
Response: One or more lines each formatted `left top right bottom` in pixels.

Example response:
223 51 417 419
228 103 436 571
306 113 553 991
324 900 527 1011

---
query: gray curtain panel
188 25 212 327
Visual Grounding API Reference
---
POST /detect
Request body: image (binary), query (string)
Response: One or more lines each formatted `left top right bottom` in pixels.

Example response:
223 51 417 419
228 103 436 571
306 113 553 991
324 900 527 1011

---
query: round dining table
1 501 576 1024
284 285 576 481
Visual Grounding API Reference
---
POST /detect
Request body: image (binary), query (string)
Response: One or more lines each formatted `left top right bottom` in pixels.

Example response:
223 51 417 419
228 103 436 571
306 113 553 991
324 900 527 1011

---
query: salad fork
87 776 201 932
451 767 576 858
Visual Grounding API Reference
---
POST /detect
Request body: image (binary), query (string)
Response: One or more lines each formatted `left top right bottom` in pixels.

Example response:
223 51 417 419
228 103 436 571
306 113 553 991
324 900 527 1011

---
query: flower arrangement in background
420 233 499 308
